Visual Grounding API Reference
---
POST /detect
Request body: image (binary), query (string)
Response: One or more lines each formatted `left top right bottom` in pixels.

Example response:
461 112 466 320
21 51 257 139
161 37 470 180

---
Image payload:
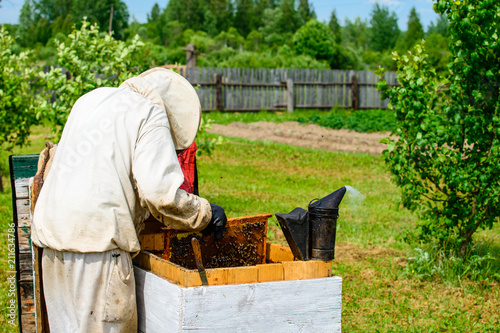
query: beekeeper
31 68 227 332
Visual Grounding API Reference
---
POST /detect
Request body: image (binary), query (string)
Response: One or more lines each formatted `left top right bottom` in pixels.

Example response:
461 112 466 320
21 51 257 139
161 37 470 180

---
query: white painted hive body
134 267 342 333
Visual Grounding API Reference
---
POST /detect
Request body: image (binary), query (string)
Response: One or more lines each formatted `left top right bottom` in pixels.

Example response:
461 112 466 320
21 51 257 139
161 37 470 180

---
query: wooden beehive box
133 244 341 332
134 214 342 332
137 213 334 286
139 214 270 271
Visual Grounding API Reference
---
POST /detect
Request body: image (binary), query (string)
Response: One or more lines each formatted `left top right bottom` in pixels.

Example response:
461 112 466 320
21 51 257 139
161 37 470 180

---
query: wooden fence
175 67 398 112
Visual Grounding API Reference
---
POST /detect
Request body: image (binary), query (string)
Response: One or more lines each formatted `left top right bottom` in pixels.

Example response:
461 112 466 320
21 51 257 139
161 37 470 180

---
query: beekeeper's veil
120 67 201 150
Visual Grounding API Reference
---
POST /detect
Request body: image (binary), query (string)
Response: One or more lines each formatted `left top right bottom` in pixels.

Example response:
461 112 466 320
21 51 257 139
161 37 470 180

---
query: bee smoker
276 186 346 261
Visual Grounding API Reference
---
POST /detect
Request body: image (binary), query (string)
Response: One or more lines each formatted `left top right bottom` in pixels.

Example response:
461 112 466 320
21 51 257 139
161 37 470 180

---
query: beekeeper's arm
132 120 213 232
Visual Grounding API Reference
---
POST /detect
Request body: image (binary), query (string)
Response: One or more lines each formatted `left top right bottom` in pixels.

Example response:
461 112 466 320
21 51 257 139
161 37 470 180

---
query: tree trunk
459 237 470 257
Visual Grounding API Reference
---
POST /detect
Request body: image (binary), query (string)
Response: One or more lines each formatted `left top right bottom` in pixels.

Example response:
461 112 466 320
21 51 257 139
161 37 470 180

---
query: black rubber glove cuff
202 204 227 240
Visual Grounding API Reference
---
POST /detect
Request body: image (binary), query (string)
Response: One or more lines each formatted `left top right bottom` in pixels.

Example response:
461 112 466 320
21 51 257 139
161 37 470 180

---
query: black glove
202 204 227 240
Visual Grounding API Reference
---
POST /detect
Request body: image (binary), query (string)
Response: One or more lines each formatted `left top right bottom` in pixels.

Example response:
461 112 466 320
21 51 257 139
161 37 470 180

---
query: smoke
343 185 366 214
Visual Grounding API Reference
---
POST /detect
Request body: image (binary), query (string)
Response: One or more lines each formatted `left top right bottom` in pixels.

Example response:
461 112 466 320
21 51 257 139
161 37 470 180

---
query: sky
0 0 440 30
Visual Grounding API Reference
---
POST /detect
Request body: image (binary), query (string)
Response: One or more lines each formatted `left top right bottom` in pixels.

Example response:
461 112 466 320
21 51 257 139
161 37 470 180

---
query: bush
297 109 396 133
39 20 148 135
378 1 500 256
0 27 40 149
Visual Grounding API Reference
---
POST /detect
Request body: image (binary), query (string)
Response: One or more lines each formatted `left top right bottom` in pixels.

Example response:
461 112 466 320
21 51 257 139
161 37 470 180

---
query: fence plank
184 67 396 112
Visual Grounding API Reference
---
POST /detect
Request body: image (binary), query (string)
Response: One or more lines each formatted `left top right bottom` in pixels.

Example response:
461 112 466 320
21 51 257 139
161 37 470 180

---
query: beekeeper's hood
120 67 201 150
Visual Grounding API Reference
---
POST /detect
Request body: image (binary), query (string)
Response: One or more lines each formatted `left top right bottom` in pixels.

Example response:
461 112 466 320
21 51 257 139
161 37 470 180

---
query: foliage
233 0 257 37
195 117 223 156
297 0 315 23
369 4 400 52
342 17 369 50
405 246 500 283
11 1 451 72
328 9 341 44
198 45 329 69
39 20 148 134
296 109 396 133
292 19 337 66
425 33 449 72
377 1 500 256
427 14 449 38
18 0 129 46
0 27 40 150
399 7 424 52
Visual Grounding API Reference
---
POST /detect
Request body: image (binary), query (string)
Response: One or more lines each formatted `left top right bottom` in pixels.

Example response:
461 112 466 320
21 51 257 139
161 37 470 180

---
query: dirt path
208 121 390 155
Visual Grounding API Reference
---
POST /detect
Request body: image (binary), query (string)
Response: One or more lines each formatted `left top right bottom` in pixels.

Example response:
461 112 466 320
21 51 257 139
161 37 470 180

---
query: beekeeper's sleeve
132 120 212 231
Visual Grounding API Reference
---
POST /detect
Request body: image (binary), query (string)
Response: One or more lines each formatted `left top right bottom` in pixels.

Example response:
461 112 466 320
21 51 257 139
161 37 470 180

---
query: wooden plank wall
177 67 398 112
9 155 40 333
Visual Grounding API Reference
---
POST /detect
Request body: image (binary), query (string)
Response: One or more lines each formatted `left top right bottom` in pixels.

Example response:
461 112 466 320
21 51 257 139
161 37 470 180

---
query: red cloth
177 141 197 193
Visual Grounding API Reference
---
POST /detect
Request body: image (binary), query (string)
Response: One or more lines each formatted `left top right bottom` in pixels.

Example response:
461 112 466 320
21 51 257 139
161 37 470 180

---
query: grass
204 108 396 133
1 117 500 332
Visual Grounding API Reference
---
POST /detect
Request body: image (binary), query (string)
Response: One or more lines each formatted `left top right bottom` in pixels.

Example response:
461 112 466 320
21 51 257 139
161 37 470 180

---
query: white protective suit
32 68 212 332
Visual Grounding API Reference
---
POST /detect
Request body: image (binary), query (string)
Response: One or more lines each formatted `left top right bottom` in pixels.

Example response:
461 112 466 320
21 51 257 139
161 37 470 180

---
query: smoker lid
309 186 347 210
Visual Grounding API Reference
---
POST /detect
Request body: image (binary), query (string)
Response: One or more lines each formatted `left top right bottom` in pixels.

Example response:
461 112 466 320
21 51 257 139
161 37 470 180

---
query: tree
18 0 130 45
253 0 277 28
40 20 148 133
342 17 369 50
293 19 336 65
148 3 161 22
280 0 303 33
369 4 400 52
427 14 448 37
207 0 233 34
164 0 207 32
328 9 341 44
258 7 286 46
298 0 315 23
71 0 130 40
400 7 424 51
233 0 255 37
377 1 500 256
244 30 263 51
0 27 40 149
425 32 449 72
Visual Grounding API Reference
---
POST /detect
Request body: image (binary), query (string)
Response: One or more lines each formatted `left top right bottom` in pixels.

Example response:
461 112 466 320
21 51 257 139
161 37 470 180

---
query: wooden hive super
135 214 342 332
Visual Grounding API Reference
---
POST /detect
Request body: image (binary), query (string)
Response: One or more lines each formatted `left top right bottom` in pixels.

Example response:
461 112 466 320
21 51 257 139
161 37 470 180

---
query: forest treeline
2 0 449 70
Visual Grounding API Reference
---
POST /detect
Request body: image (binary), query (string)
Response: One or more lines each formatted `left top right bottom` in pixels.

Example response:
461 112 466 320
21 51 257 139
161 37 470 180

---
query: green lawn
1 115 499 332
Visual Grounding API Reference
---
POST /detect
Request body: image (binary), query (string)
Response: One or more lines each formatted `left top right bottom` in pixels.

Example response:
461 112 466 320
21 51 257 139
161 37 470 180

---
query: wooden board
134 266 342 333
10 154 40 333
177 67 396 112
133 243 332 288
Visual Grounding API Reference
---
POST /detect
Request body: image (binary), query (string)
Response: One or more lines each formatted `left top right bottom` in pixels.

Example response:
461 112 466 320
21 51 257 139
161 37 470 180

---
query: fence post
351 74 359 110
216 74 223 112
0 171 3 193
286 78 294 113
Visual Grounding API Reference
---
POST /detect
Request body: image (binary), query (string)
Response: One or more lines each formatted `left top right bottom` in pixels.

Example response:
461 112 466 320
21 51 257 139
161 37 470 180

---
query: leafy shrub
196 117 222 156
297 109 396 133
0 27 40 149
377 1 500 256
39 20 148 135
